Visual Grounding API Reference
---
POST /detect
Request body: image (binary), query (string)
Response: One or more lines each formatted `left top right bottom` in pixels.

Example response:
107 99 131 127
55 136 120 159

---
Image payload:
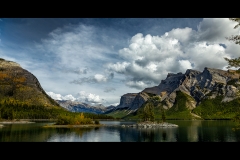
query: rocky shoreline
42 121 178 129
0 120 35 124
43 124 104 128
121 121 178 128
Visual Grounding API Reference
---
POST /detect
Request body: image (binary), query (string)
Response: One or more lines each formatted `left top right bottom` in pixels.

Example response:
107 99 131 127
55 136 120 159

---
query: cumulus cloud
70 73 114 85
47 91 105 104
179 60 192 71
46 91 76 101
106 18 240 90
76 91 105 104
104 87 116 93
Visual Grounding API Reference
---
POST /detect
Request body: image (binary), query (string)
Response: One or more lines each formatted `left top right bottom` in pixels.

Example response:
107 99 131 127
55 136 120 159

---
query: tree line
0 100 114 120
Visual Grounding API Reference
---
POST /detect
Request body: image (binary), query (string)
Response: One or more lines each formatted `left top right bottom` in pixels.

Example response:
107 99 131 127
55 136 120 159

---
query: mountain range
1 57 240 120
106 67 240 120
56 100 115 114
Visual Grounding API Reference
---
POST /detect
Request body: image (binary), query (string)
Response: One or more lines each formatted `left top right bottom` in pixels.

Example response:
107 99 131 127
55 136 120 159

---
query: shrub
95 120 100 124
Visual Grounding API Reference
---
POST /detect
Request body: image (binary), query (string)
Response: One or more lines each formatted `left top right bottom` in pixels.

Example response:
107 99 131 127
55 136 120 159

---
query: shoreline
43 124 105 128
43 121 179 129
0 121 35 124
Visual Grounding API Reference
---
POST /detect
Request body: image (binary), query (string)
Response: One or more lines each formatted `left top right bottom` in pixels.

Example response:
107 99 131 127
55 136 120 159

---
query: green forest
0 99 114 121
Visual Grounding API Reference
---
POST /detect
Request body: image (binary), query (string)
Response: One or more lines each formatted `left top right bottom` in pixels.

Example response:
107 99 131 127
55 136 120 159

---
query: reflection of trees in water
119 127 178 142
199 120 240 142
0 123 57 142
69 128 94 138
187 120 202 142
175 120 240 142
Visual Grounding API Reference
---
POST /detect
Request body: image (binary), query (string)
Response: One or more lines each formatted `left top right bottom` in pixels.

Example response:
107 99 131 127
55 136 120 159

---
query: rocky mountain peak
111 67 240 115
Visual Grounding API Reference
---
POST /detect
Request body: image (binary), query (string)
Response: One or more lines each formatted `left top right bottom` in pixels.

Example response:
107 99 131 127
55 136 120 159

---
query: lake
0 120 240 142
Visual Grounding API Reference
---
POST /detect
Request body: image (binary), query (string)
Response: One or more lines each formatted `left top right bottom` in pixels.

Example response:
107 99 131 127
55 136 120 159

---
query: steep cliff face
116 93 138 109
129 92 150 111
0 58 59 107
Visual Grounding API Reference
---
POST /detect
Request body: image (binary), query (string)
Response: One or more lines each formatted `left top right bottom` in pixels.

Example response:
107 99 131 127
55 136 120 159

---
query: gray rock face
116 93 138 109
143 72 185 98
129 92 150 111
113 92 150 113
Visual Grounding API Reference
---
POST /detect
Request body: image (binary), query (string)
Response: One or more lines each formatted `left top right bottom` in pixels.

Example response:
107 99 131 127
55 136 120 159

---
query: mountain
56 100 116 114
0 58 60 106
105 92 150 118
0 58 65 119
106 67 240 120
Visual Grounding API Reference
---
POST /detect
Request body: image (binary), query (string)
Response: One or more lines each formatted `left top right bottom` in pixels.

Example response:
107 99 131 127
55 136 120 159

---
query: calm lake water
1 120 240 142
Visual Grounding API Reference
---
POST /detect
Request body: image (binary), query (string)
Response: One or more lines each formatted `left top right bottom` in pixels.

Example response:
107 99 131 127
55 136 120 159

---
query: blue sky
0 18 240 106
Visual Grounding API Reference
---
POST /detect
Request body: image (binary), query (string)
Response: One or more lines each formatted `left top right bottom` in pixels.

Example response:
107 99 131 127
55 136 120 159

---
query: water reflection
0 123 56 142
187 120 202 142
47 127 121 142
119 127 178 142
1 120 240 142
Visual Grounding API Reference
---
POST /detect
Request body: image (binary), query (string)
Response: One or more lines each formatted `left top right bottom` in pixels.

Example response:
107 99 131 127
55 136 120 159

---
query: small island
43 113 104 128
121 121 178 128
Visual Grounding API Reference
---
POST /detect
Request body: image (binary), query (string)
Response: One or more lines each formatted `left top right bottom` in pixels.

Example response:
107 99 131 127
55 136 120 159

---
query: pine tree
224 18 240 69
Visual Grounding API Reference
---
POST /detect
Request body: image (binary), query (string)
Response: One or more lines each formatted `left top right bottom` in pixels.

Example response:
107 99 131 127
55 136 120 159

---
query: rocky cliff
115 93 138 109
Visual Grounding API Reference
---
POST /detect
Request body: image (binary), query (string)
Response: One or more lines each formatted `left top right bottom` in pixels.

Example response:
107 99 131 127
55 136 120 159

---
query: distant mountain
106 67 240 120
56 100 116 114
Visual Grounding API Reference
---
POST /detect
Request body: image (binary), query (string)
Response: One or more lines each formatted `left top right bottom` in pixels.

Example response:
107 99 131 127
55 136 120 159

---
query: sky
0 18 240 107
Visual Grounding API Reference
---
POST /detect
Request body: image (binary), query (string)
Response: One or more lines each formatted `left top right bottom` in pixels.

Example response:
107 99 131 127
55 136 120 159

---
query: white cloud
46 91 105 104
94 74 107 82
106 62 130 73
61 94 76 101
76 91 104 104
178 60 192 70
46 91 63 100
46 92 76 101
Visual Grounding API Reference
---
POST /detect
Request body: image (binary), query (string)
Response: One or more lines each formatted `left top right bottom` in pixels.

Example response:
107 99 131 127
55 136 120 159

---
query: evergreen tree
224 18 240 69
161 109 166 122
